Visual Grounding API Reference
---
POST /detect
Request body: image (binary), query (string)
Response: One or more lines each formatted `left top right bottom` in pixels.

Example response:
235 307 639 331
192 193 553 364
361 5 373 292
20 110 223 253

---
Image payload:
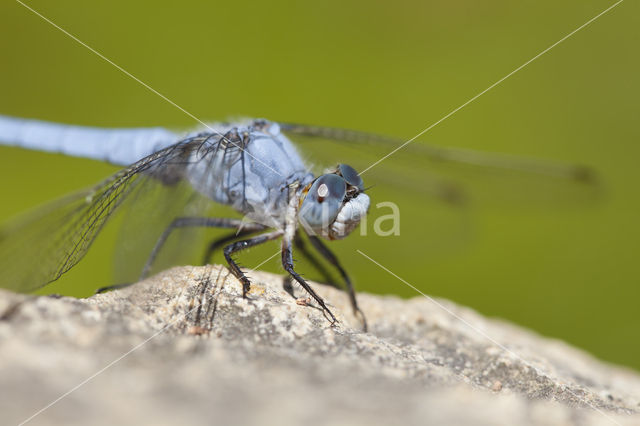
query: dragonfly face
298 164 370 240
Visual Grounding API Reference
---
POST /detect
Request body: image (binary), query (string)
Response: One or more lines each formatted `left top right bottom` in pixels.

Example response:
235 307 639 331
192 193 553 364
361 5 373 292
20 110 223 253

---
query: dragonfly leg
307 235 367 331
141 217 263 280
223 231 283 297
201 226 265 265
293 233 335 285
281 235 337 325
279 181 337 325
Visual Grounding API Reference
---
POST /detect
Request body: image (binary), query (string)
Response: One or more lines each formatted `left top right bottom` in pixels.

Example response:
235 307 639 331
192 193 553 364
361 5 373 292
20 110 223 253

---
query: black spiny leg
308 235 367 331
223 231 283 297
293 233 338 288
281 238 337 325
141 217 264 280
202 226 265 265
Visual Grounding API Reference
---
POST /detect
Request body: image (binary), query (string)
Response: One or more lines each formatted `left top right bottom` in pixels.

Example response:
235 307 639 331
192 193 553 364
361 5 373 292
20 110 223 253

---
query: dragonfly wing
281 122 601 208
0 188 99 292
280 122 596 182
0 138 208 292
111 175 222 284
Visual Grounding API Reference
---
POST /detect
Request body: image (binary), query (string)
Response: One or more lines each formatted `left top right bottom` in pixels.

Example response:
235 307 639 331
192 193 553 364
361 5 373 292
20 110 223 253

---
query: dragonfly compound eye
338 164 364 191
317 183 330 201
299 174 346 236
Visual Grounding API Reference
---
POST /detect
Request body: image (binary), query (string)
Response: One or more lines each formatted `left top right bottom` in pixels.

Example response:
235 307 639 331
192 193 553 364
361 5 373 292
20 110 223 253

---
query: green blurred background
1 1 638 369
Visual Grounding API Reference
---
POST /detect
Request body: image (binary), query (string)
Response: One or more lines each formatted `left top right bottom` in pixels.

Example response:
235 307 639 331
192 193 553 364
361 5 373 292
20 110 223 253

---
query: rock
1 265 639 426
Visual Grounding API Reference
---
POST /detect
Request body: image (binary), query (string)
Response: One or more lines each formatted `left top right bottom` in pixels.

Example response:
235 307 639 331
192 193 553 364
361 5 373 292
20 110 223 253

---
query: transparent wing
0 188 100 292
279 122 603 263
111 175 225 284
280 122 596 181
0 135 225 293
280 122 601 207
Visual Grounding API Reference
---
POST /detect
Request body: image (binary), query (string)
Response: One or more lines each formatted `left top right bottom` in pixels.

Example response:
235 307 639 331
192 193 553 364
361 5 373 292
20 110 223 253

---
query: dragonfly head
298 164 370 240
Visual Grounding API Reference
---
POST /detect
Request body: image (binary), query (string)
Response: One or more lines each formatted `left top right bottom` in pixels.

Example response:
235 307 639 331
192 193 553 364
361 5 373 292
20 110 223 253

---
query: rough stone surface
1 265 639 426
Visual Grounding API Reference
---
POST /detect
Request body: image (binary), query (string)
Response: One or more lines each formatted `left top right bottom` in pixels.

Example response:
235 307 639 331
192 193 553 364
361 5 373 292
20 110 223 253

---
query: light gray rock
1 265 639 426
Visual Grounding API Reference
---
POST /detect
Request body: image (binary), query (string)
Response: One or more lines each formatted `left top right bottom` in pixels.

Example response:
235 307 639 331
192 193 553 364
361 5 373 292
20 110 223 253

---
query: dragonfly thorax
182 120 314 229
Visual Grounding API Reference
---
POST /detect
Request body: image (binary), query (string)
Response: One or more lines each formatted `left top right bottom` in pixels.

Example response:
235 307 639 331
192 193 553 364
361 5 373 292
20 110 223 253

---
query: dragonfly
0 114 596 329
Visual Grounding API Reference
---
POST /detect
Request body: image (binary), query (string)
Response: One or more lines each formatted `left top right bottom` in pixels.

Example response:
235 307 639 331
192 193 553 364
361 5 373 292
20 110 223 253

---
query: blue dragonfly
0 115 595 328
